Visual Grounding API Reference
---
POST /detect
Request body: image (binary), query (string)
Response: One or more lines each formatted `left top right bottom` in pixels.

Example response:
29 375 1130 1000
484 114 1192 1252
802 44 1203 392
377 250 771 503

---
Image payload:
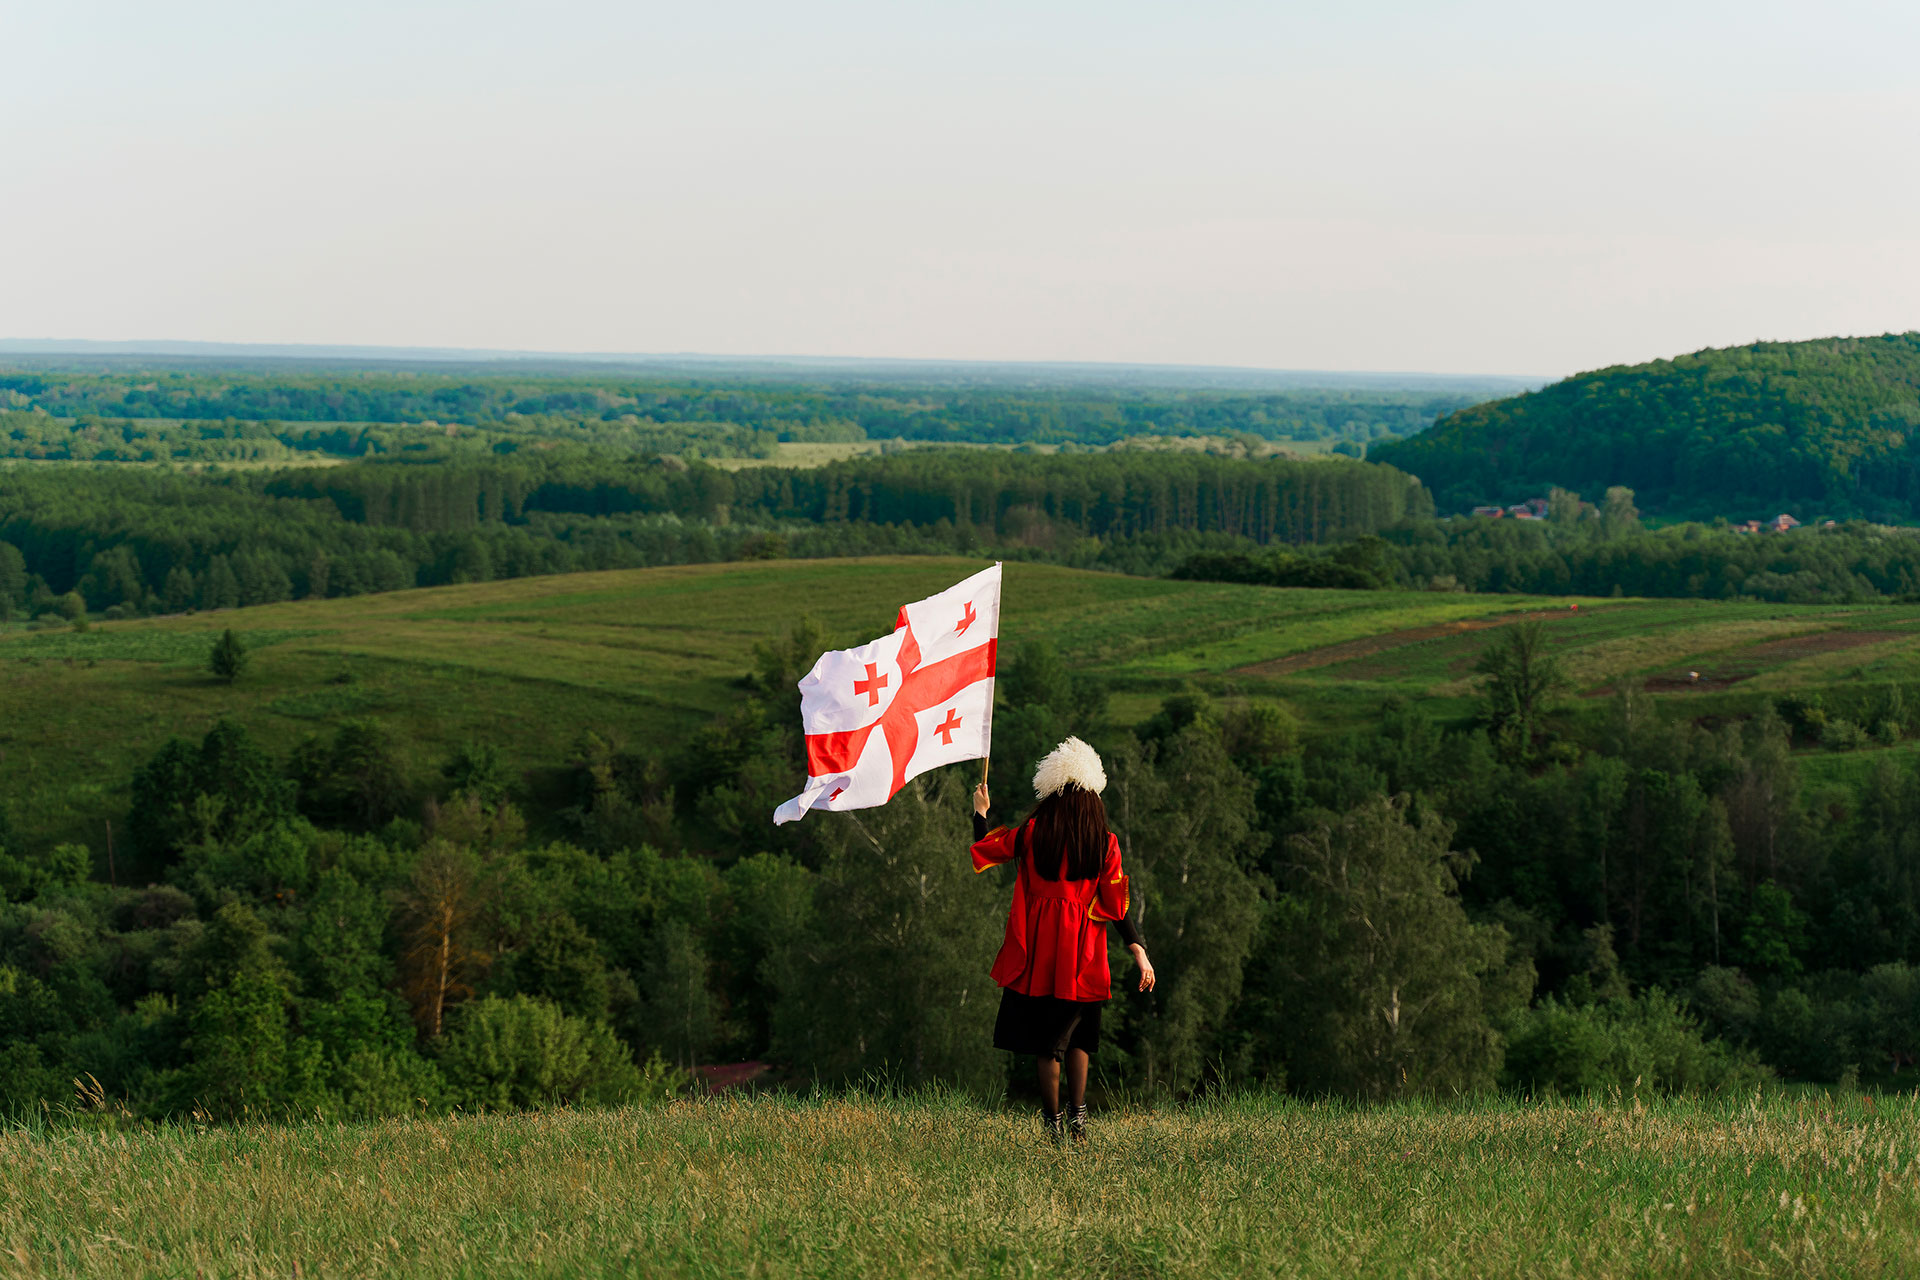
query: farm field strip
705 436 1354 471
1220 597 1850 688
1554 620 1878 690
1294 605 1920 701
1737 635 1920 691
1237 606 1599 683
1109 591 1603 676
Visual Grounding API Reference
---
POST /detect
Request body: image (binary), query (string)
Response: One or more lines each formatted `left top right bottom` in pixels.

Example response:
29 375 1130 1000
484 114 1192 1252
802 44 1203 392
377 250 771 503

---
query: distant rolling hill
1373 332 1920 518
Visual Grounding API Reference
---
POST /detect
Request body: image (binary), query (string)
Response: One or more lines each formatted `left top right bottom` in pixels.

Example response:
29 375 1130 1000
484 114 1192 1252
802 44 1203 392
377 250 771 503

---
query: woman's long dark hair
1025 784 1109 881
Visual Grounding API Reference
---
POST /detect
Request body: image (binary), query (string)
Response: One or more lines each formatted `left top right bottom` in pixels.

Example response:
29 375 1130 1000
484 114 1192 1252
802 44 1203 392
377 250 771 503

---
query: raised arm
969 783 1018 872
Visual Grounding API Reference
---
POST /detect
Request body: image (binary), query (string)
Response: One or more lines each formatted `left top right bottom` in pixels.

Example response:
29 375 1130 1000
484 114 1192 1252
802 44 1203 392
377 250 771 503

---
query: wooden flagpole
983 564 996 788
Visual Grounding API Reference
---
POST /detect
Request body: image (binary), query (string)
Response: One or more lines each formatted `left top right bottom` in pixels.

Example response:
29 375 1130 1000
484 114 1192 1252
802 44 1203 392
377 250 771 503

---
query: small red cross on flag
774 563 1002 825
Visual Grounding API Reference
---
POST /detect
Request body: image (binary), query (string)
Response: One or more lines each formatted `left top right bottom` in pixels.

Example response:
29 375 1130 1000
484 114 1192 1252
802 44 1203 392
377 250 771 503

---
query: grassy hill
6 1091 1909 1278
9 557 1920 846
1374 332 1920 517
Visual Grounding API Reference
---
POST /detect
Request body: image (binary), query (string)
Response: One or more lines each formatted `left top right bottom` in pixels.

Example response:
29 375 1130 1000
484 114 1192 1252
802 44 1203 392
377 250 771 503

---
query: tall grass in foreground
5 1090 1919 1278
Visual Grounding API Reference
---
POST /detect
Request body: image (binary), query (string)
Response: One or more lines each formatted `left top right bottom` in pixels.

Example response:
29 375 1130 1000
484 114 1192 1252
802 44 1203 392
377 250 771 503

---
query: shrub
1504 988 1770 1095
0 1039 68 1109
1741 967 1920 1084
1824 718 1869 752
209 628 249 684
336 1048 448 1119
1776 694 1828 742
0 843 91 902
436 994 659 1110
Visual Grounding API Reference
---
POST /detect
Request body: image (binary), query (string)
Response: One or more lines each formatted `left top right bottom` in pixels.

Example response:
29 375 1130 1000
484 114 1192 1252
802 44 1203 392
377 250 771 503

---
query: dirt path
1230 607 1586 679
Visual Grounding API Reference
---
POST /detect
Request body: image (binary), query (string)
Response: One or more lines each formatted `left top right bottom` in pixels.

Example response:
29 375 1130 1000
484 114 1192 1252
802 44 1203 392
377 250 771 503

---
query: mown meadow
6 556 1920 847
6 1090 1916 1279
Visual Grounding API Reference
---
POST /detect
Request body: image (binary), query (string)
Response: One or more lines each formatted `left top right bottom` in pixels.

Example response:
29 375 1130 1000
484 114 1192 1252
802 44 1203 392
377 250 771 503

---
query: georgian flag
773 563 1001 825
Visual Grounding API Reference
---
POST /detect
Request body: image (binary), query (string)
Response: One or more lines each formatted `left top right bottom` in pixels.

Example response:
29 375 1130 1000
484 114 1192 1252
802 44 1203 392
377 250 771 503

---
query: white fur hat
1032 736 1107 799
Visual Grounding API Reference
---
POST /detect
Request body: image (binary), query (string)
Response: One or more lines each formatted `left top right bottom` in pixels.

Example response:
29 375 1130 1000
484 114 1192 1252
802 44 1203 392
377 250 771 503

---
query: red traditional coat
971 821 1131 1001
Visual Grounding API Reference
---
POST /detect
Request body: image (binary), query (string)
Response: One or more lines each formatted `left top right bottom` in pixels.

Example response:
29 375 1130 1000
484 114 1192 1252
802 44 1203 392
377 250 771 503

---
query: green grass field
5 1092 1914 1278
7 557 1920 847
708 435 1350 470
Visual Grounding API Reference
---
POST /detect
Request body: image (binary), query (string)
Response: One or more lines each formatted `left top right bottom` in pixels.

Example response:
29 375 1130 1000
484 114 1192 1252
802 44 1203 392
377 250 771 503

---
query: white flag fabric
773 563 1001 825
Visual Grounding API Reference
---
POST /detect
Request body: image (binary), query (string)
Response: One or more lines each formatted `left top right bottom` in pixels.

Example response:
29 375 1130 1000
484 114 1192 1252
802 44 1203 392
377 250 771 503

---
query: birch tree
1280 794 1531 1100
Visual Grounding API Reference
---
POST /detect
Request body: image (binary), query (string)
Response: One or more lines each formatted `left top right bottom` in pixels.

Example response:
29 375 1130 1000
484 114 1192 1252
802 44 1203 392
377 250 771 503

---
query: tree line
20 463 1920 631
0 454 1428 623
1174 487 1920 604
274 452 1431 544
0 407 785 464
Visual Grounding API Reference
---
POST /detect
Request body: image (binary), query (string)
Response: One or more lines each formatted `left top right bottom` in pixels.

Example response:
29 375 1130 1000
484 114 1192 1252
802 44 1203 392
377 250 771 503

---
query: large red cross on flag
773 563 1001 825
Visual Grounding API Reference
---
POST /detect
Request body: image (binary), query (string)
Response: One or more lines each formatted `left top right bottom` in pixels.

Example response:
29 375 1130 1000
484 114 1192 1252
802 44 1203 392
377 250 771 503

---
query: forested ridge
1375 333 1920 517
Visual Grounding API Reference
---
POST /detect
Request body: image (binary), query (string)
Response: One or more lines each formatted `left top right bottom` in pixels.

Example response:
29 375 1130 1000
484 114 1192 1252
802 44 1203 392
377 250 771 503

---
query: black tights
1036 1049 1089 1114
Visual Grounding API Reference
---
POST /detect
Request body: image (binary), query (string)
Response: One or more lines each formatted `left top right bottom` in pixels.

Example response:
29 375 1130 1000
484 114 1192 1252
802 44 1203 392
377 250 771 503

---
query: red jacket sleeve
971 824 1019 873
1088 834 1130 921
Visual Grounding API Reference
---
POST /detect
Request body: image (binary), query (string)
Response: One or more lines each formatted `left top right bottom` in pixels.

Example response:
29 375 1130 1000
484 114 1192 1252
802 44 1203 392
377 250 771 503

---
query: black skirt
994 989 1104 1060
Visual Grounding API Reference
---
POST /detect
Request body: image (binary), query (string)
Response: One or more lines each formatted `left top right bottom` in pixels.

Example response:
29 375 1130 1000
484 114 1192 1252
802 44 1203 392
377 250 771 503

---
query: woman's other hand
1129 944 1156 992
972 782 991 817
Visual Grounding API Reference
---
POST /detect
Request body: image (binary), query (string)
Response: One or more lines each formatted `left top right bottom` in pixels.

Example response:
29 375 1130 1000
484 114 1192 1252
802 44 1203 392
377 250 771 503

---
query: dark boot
1067 1103 1089 1144
1041 1108 1064 1145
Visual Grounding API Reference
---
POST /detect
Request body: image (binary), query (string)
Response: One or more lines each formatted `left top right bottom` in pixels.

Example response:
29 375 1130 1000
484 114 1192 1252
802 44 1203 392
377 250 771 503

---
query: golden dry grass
5 1092 1919 1278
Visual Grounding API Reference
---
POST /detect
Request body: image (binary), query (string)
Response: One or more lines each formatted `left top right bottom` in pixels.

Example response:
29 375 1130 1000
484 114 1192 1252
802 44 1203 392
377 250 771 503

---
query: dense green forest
10 618 1920 1118
1375 333 1920 518
0 453 1427 621
0 367 1488 456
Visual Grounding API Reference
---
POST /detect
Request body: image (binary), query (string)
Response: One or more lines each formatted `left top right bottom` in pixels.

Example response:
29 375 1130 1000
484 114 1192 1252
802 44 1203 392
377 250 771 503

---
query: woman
970 736 1155 1144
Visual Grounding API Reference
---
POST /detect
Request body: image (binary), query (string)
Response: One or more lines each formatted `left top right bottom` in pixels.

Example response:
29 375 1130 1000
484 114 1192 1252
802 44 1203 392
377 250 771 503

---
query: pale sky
5 0 1917 377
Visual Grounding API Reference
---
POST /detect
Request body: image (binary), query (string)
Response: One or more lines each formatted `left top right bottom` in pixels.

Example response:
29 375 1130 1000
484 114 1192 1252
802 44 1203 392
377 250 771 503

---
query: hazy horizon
0 336 1553 383
7 1 1916 378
